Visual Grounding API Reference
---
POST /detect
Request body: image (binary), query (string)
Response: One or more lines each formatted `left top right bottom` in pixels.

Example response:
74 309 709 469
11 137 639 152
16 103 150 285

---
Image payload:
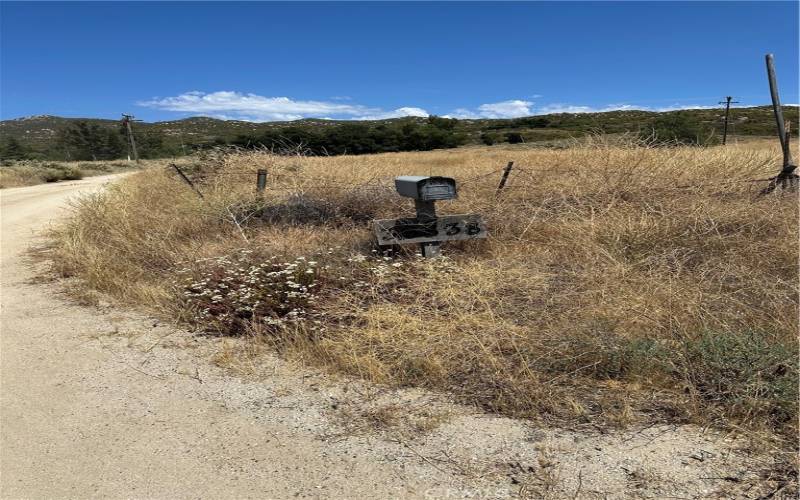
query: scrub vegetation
3 105 797 160
49 138 798 458
0 159 142 189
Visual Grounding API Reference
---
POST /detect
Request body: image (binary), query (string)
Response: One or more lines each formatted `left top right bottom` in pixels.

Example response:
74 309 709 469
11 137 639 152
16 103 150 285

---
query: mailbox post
396 176 457 257
414 199 440 257
373 176 487 258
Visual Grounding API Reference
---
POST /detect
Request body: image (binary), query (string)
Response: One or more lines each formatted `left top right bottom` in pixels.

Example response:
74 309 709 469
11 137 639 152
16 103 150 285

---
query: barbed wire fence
164 156 792 249
168 156 791 212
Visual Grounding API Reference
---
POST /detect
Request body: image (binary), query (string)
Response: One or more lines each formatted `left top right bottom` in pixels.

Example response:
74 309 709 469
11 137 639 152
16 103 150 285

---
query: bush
61 166 83 180
642 111 717 145
679 331 798 426
176 250 320 335
40 164 83 182
480 132 498 146
506 132 524 144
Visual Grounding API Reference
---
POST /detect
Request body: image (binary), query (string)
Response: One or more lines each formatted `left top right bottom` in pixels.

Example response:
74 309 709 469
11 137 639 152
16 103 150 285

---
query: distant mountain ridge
1 105 797 160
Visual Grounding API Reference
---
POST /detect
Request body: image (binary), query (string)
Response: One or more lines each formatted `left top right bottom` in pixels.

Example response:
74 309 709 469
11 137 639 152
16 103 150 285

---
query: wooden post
766 54 793 167
759 54 798 195
122 114 140 164
784 121 791 168
718 96 738 145
495 161 514 196
782 121 796 189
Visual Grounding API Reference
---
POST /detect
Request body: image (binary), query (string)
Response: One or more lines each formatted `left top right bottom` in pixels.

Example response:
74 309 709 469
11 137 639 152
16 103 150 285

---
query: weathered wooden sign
373 214 487 246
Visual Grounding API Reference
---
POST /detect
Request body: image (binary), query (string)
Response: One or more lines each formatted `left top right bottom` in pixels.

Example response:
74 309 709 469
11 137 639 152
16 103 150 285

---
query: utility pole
717 96 739 145
121 113 141 163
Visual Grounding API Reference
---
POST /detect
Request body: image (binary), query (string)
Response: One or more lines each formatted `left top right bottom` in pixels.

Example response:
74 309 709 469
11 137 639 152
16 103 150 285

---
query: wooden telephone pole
121 113 140 163
718 96 739 145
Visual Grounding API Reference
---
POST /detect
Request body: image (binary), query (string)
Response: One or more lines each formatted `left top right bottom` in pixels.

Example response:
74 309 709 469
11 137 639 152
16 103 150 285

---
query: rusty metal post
256 169 267 192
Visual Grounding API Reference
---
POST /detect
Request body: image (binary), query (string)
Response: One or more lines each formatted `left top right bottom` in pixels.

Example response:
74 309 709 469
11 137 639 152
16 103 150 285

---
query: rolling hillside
1 105 797 160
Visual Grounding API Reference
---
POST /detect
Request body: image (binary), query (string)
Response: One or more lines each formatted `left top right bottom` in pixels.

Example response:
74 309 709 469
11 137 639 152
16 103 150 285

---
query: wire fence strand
167 161 786 204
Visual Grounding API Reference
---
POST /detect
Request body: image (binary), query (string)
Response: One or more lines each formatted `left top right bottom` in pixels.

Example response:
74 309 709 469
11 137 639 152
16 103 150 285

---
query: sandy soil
0 174 784 499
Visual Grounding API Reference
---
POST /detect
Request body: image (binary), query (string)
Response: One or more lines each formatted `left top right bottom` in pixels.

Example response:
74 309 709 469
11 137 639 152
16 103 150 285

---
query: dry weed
49 139 799 450
0 159 148 188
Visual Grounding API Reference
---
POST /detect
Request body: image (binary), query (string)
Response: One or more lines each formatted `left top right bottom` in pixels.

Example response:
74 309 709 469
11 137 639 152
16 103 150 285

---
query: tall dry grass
50 139 798 443
0 159 143 188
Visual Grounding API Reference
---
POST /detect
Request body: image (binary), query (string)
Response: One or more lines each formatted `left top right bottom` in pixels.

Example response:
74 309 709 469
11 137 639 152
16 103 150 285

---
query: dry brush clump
175 251 320 333
0 159 145 188
49 140 798 444
1 161 83 187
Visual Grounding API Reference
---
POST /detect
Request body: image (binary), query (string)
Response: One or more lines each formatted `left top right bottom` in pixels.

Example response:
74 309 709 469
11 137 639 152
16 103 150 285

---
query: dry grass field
0 159 144 188
49 138 798 459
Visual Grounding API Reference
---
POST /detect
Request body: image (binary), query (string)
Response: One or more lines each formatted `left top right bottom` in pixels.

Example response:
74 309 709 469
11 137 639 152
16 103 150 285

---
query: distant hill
1 105 797 160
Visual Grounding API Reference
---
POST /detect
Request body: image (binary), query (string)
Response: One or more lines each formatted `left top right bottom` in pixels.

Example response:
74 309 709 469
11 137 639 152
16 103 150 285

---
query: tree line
4 107 787 163
1 117 470 161
55 121 177 161
0 121 176 161
229 116 468 155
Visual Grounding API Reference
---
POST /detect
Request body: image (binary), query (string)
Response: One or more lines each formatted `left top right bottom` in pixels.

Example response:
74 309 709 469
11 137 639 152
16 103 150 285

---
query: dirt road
0 175 776 499
0 175 470 498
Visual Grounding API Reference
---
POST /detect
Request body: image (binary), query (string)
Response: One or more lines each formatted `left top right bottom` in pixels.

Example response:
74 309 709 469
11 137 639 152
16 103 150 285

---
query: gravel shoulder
0 174 782 498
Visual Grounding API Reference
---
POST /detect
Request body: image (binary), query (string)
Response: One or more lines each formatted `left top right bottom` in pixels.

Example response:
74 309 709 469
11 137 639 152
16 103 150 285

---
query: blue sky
1 1 798 122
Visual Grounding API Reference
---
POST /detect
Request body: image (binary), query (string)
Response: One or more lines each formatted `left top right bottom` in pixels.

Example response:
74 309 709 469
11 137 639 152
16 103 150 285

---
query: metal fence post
171 163 204 199
496 161 514 197
256 169 267 192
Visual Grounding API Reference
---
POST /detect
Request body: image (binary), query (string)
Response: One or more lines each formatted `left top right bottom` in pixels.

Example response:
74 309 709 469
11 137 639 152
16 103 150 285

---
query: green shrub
506 132 524 144
480 132 498 145
641 111 718 145
679 331 798 425
541 328 797 431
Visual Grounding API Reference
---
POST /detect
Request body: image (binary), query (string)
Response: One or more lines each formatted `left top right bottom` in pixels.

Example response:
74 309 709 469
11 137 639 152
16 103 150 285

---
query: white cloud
445 108 479 119
138 91 427 122
445 99 533 119
535 103 718 115
477 100 534 118
445 100 724 119
356 107 430 121
139 90 737 123
651 104 718 112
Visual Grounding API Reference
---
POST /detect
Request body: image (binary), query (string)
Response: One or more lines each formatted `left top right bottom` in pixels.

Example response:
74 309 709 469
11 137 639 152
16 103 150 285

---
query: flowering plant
176 249 318 335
